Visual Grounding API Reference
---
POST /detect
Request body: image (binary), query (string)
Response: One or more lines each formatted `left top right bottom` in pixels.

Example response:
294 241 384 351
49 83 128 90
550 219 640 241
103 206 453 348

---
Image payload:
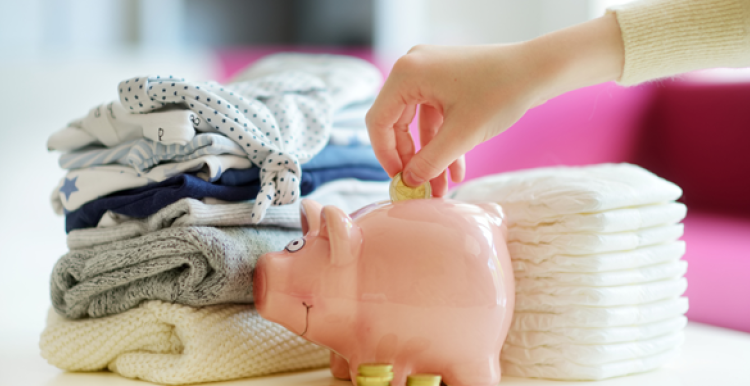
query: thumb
402 113 478 187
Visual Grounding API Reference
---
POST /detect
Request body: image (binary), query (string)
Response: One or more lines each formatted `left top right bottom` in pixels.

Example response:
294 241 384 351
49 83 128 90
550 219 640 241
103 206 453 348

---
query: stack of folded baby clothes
40 53 391 385
449 163 688 381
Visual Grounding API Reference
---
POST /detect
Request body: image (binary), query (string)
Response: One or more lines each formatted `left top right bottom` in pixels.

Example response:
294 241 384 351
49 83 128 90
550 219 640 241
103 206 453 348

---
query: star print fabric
51 155 252 214
117 71 332 223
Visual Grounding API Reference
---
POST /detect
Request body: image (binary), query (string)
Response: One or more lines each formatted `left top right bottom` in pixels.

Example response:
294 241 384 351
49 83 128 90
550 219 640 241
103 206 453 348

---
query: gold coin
356 375 393 386
389 172 431 202
358 363 394 377
407 374 442 386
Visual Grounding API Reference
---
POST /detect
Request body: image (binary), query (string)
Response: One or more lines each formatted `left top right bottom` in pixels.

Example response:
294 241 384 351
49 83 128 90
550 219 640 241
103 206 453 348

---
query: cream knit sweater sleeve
609 0 750 85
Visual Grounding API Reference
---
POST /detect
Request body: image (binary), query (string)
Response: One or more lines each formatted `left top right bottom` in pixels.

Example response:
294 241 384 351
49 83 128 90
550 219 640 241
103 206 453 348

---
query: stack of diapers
449 163 688 381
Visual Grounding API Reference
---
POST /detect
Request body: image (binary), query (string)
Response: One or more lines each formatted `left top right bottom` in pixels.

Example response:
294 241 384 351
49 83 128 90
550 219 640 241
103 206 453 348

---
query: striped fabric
59 134 245 172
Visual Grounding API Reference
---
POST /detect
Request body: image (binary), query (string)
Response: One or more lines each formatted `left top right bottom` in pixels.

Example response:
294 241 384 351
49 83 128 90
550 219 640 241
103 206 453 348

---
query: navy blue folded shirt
65 166 389 233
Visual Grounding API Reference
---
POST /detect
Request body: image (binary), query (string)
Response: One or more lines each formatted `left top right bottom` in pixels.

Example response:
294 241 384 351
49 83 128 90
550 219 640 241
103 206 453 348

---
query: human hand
366 13 624 196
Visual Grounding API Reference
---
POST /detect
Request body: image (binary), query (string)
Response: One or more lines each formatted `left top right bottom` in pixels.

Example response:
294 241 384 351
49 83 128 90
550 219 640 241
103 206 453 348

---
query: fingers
394 104 418 169
417 104 447 195
402 110 478 187
366 75 413 177
430 170 449 197
449 155 466 183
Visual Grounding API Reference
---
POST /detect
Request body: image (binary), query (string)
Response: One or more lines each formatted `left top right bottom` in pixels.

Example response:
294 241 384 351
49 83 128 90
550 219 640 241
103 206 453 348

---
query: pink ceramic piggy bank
254 198 514 386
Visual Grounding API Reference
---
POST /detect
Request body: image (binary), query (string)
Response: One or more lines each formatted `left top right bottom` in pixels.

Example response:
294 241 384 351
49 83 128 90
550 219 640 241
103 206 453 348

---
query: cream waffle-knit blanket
40 301 329 385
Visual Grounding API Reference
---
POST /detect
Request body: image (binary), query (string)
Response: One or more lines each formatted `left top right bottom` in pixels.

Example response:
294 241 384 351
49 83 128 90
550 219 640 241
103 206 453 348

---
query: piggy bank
254 198 514 386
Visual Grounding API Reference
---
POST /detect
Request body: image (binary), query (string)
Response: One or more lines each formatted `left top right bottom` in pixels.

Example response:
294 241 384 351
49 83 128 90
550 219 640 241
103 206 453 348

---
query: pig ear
300 199 323 236
319 206 362 267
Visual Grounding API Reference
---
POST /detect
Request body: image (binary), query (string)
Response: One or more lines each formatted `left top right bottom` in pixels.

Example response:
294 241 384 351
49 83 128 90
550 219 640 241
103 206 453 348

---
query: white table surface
2 322 749 386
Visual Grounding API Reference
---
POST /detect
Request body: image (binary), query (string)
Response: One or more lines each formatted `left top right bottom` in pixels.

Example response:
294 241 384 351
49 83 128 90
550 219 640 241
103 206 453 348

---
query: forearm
522 0 750 97
523 12 625 102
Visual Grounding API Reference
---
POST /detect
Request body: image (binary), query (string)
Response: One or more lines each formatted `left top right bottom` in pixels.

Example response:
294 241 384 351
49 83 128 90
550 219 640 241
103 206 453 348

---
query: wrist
525 12 625 101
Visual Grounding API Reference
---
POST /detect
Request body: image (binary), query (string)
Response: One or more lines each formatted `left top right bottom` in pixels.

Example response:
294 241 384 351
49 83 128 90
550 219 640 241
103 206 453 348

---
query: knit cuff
609 0 750 86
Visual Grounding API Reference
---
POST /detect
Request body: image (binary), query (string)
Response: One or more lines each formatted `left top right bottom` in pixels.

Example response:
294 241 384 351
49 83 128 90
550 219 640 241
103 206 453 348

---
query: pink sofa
217 48 750 333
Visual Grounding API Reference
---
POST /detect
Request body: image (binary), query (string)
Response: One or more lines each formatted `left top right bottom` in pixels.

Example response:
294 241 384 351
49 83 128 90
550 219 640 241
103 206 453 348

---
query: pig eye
285 237 305 252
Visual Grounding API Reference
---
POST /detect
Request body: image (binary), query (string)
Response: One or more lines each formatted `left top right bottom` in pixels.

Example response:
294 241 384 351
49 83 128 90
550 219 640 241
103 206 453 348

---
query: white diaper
509 224 684 257
509 202 686 233
515 260 687 289
507 316 687 347
448 163 683 222
501 345 681 381
515 278 687 311
511 241 686 273
503 330 683 366
511 297 688 330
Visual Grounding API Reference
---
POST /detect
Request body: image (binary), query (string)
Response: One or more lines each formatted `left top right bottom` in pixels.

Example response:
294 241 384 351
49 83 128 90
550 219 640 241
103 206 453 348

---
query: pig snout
253 252 310 336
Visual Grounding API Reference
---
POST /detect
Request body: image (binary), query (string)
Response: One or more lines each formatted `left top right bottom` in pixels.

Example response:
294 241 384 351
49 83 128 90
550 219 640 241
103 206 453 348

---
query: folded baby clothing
40 301 329 384
62 174 258 232
47 102 199 151
329 99 372 146
63 165 388 232
54 141 387 216
58 133 245 171
49 53 382 223
57 125 378 173
228 53 381 111
52 226 300 319
240 56 377 147
215 165 387 187
449 163 688 380
300 145 381 170
42 53 391 384
53 155 252 214
67 179 391 249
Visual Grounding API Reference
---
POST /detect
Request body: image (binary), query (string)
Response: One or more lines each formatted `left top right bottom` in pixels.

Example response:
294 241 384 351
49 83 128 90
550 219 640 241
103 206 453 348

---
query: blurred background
1 0 632 56
0 0 748 383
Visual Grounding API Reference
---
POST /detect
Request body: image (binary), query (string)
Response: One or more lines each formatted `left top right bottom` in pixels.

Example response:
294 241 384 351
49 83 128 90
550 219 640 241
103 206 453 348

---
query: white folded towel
448 163 683 223
40 301 329 385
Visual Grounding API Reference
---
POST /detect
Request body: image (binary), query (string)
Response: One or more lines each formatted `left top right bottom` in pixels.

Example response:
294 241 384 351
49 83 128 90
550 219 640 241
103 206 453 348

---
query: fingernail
403 170 424 187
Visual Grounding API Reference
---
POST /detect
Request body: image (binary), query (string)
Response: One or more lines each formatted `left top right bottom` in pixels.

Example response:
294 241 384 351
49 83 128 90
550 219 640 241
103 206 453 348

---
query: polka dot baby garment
117 71 331 223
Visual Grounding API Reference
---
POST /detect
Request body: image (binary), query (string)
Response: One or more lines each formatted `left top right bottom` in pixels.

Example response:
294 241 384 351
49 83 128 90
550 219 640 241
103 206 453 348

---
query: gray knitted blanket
51 226 300 319
66 198 301 250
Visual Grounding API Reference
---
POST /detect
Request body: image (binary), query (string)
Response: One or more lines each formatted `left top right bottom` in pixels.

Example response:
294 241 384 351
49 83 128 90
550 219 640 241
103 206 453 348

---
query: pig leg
443 358 501 386
390 364 409 386
347 355 362 385
329 351 351 380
